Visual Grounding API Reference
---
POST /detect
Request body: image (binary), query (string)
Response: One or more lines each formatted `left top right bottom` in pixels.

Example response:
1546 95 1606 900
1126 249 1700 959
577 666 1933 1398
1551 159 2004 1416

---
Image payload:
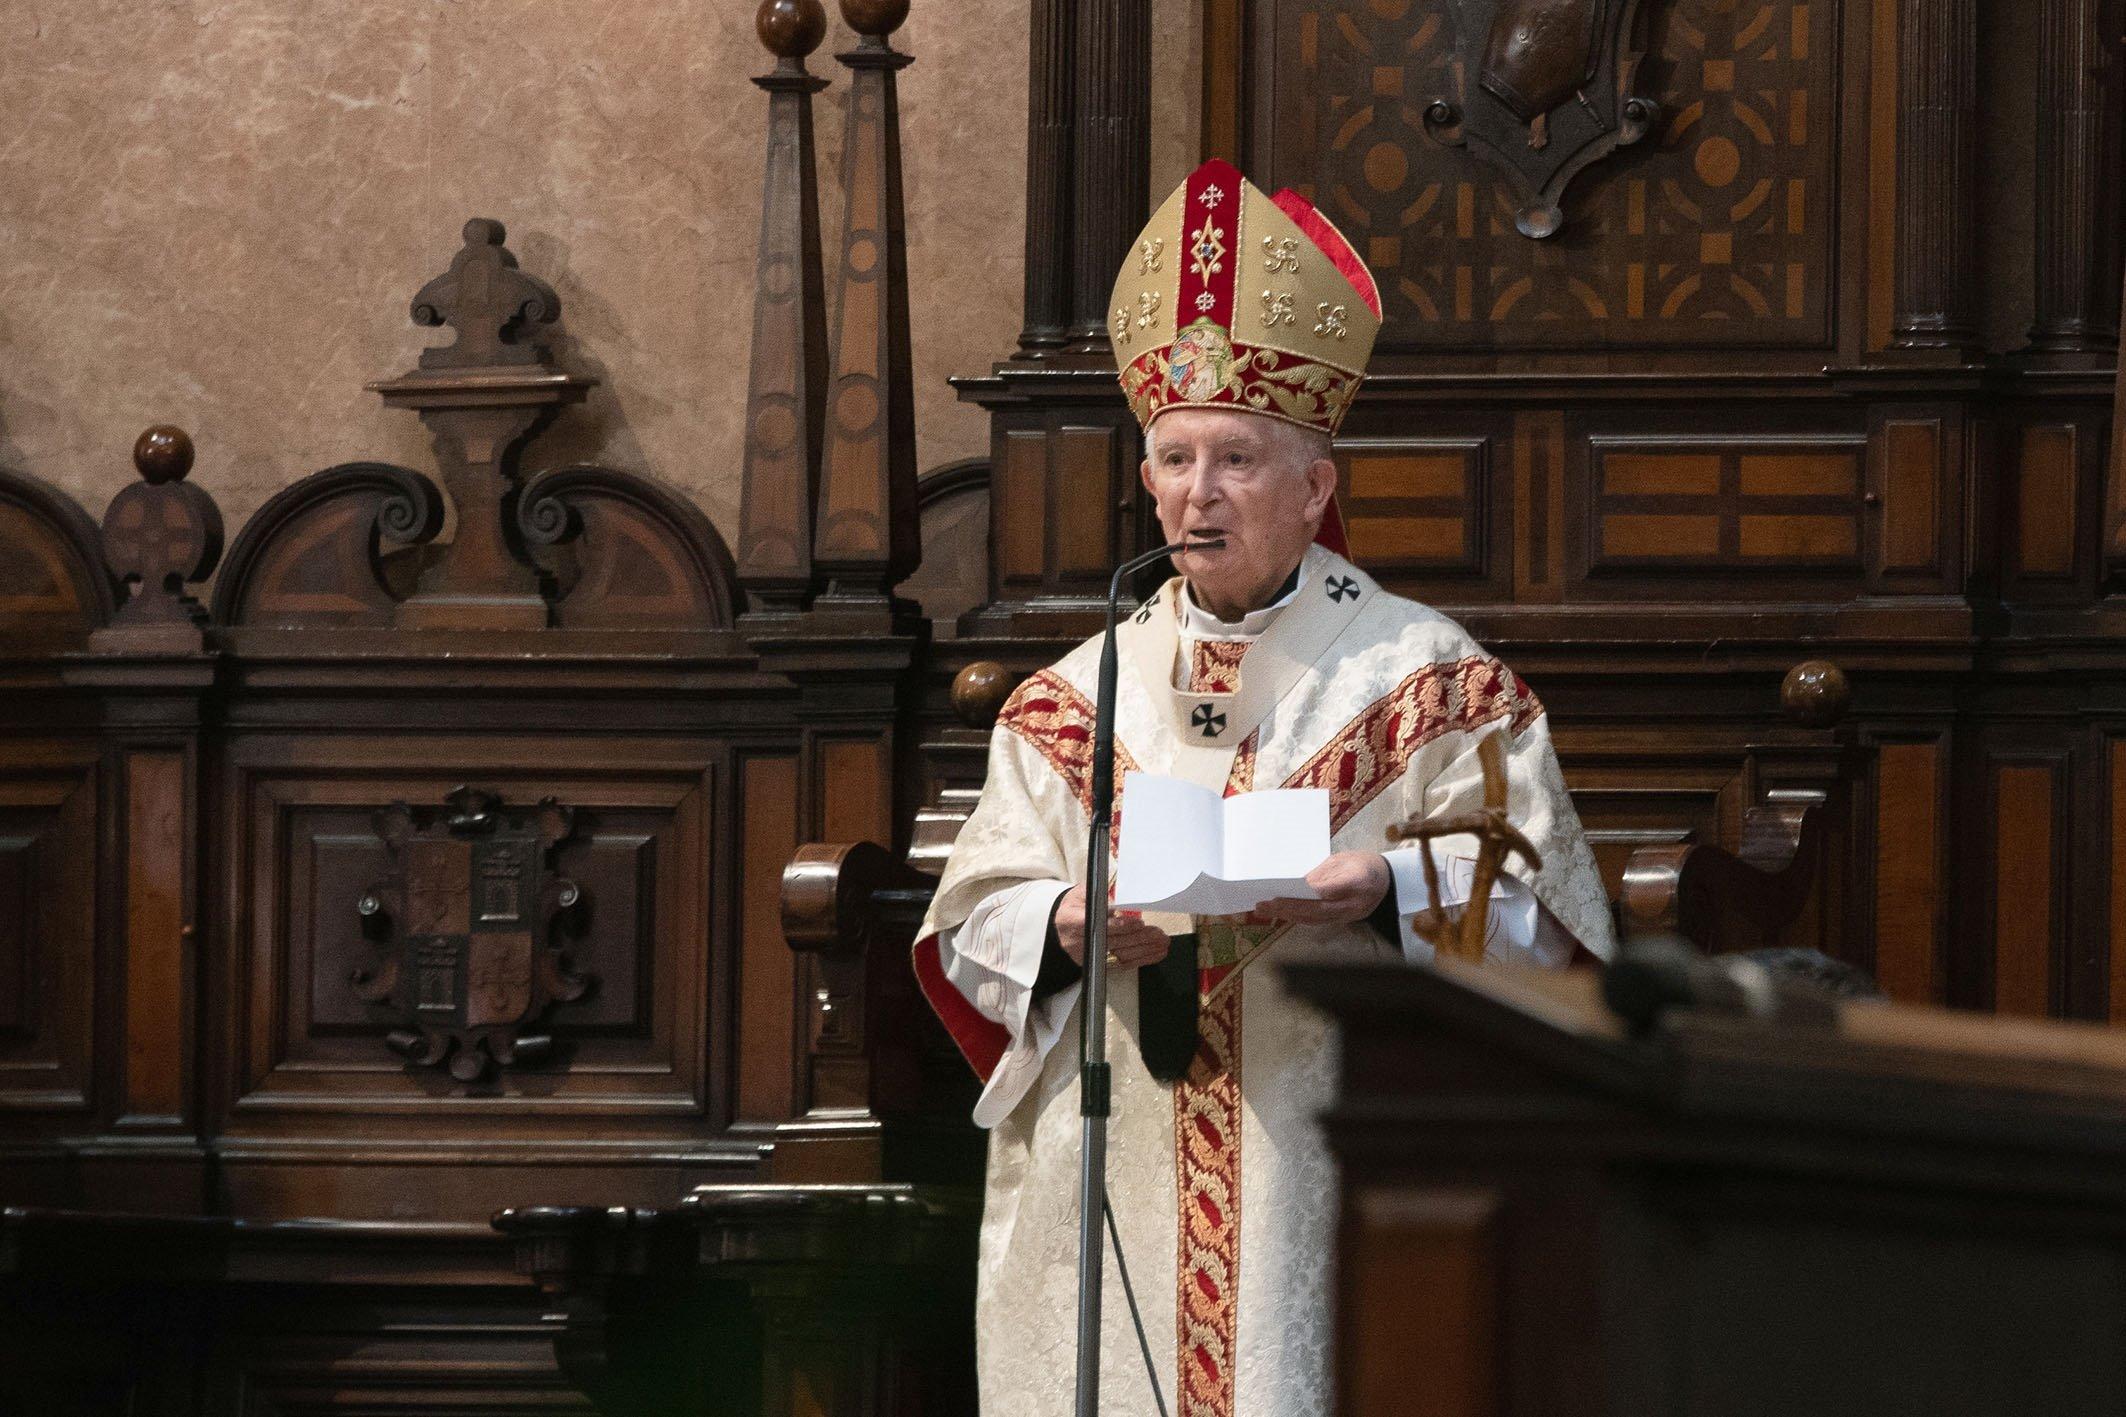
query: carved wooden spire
737 0 833 615
811 0 919 610
369 219 593 631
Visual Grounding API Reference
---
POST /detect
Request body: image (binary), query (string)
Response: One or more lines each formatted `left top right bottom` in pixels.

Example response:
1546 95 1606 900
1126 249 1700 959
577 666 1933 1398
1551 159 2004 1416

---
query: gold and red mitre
1110 159 1383 440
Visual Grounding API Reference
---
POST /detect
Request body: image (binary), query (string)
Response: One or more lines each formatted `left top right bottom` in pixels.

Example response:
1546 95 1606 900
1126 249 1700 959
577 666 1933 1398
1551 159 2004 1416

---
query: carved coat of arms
1425 0 1659 238
353 787 591 1082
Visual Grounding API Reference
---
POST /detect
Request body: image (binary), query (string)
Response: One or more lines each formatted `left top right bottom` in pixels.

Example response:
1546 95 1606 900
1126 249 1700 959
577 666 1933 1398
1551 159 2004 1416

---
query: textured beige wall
0 0 1030 542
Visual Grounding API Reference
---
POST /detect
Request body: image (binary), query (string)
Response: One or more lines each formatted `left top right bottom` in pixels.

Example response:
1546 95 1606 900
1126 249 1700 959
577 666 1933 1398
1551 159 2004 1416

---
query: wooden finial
758 0 827 58
95 425 224 646
839 0 909 37
951 661 1015 729
132 425 194 485
1780 659 1850 728
407 218 561 370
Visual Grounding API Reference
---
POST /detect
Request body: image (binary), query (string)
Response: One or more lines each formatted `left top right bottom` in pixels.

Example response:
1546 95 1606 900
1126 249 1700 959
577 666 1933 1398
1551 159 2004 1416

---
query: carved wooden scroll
92 425 223 653
737 0 832 616
353 787 592 1084
1423 0 1658 239
812 0 920 610
368 219 594 631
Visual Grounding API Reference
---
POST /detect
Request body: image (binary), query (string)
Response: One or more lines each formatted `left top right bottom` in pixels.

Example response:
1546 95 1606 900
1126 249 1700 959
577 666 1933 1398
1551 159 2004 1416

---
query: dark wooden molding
1891 0 1981 355
1064 0 1151 354
1016 0 1077 357
737 0 833 614
2029 0 2123 360
811 0 920 612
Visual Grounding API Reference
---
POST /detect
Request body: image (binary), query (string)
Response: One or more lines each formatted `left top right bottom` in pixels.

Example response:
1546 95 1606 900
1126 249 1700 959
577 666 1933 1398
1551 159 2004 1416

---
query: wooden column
812 0 919 614
738 0 833 616
1064 0 1152 354
73 426 223 1206
1015 0 1076 357
2029 0 2121 360
1891 0 1980 355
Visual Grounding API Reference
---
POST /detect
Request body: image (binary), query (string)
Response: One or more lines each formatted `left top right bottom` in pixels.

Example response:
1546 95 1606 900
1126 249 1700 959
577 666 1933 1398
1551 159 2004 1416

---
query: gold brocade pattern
1188 640 1248 694
1174 983 1242 1417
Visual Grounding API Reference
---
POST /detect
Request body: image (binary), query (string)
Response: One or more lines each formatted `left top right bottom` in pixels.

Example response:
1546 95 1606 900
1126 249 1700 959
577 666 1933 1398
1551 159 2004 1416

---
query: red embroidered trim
1174 982 1242 1417
1188 641 1248 694
1283 654 1547 832
995 669 1144 815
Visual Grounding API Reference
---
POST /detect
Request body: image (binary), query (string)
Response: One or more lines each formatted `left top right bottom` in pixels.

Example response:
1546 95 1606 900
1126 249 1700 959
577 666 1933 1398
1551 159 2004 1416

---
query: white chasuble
914 545 1614 1417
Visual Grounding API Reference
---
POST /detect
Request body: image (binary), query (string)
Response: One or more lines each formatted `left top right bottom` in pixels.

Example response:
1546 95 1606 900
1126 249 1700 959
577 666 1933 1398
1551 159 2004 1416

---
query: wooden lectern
1288 954 2126 1417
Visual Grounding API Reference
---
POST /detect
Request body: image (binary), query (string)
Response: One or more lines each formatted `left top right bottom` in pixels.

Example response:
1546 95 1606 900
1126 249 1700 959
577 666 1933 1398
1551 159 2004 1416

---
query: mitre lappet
1109 158 1384 552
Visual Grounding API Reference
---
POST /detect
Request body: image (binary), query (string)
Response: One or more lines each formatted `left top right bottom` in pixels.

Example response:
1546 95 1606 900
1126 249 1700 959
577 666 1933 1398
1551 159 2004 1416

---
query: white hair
1144 414 1332 472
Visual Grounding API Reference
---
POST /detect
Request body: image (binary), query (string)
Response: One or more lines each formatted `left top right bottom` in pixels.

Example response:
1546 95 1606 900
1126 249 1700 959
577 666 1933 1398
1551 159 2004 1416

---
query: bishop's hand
1253 850 1392 925
1055 885 1171 970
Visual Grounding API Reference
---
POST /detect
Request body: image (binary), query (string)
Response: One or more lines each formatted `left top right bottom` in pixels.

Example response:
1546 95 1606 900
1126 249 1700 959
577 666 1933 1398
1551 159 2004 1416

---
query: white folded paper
1113 772 1331 915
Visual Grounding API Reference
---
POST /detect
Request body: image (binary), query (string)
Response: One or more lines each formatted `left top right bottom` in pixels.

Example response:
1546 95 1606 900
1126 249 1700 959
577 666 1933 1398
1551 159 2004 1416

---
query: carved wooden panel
224 742 715 1117
1992 758 2064 1017
2014 424 2080 582
1587 435 1866 573
1871 737 1945 1004
1337 438 1493 582
1263 0 1837 349
0 753 98 1112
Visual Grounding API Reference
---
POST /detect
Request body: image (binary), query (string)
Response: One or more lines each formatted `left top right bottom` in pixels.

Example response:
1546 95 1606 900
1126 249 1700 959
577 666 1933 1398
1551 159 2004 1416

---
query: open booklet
1113 772 1331 915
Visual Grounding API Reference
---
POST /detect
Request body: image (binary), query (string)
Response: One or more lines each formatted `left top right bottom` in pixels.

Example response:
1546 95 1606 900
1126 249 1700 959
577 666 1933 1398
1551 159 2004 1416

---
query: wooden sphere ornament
1780 660 1850 728
757 0 827 58
952 661 1015 730
132 424 195 484
839 0 910 37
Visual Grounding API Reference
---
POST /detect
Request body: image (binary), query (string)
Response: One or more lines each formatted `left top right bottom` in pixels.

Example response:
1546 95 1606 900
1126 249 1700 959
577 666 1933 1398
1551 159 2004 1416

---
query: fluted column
1015 0 1076 357
1065 0 1152 355
2029 0 2121 357
737 0 833 614
812 0 919 607
1891 0 1980 354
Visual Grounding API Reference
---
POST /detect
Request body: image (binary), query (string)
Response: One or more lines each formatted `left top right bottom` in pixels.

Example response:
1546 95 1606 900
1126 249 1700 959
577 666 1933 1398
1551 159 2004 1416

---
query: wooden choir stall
4 0 2126 1412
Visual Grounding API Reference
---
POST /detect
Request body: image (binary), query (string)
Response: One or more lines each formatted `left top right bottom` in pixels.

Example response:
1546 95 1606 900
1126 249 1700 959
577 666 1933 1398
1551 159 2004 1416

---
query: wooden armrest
1620 800 1823 954
780 841 936 955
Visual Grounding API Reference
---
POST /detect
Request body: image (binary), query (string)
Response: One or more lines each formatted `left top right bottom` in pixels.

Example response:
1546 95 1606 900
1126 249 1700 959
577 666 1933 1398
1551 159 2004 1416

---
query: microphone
1074 535 1222 1417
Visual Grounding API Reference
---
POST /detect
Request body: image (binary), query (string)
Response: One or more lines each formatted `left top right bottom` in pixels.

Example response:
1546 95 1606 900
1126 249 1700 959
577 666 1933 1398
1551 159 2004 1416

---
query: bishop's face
1141 407 1337 621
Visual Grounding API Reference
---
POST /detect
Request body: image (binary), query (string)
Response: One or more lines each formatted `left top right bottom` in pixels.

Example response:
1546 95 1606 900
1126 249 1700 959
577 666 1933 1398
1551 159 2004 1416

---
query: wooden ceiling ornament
1422 0 1658 238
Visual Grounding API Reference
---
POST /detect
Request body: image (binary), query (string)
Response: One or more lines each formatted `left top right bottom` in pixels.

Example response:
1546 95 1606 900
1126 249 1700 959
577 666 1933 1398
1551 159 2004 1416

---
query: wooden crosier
1385 732 1543 962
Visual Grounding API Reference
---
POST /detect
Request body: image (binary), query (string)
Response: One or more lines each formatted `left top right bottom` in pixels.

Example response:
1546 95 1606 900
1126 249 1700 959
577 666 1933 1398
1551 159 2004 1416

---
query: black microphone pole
1074 535 1223 1417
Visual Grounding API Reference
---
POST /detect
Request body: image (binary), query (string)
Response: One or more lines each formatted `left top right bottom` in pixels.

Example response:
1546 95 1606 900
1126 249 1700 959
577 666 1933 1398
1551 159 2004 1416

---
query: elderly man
914 160 1614 1417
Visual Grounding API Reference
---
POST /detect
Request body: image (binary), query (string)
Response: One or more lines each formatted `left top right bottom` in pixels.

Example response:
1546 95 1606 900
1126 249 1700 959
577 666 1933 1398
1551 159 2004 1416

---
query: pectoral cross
1385 732 1543 962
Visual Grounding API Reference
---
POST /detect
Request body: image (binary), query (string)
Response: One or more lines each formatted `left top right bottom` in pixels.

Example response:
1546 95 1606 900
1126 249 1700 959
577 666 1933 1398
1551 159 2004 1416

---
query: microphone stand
1075 536 1223 1417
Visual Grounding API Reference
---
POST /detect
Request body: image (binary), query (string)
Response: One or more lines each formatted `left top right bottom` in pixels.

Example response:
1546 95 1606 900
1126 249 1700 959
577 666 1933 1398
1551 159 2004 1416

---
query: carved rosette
353 786 592 1083
1424 0 1658 238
